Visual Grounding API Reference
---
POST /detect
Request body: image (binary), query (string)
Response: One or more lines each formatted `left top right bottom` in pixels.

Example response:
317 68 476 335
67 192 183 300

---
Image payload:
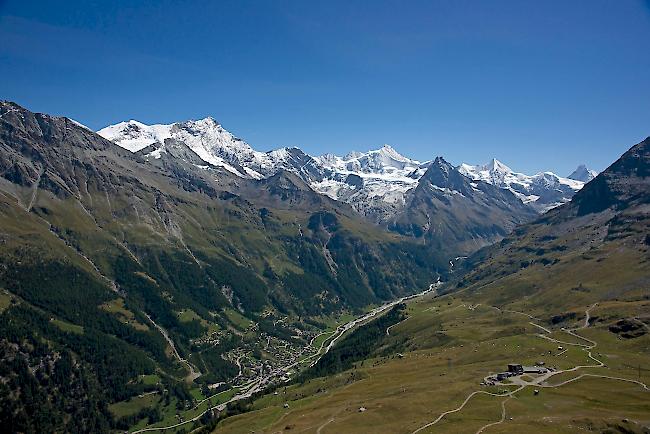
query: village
221 323 320 390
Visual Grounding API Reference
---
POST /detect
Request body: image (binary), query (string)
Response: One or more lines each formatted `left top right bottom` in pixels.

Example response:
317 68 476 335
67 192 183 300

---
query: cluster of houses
226 328 317 389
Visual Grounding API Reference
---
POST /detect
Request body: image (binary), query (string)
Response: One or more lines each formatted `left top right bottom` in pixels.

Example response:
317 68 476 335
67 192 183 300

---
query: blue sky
1 0 649 174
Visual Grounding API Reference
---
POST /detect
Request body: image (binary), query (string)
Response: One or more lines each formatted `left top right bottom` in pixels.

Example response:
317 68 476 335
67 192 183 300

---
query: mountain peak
201 115 217 123
486 158 512 173
375 144 411 162
567 164 598 182
320 145 421 176
188 116 220 127
433 155 449 164
431 156 452 170
419 156 465 190
457 157 585 212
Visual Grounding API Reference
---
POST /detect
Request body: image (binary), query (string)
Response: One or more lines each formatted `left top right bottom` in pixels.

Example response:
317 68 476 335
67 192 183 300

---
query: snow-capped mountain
458 159 585 212
98 118 258 177
567 164 598 182
97 118 324 181
312 146 430 219
98 118 588 217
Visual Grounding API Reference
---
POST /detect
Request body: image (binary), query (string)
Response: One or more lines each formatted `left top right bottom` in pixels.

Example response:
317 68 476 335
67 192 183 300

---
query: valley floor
121 284 438 433
211 290 650 433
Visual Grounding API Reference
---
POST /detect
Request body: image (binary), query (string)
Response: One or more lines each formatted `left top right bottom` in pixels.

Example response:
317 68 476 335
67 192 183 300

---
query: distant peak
196 116 219 125
426 156 453 176
124 120 147 129
338 144 416 165
367 144 415 164
486 158 512 173
377 144 405 157
418 155 473 194
432 156 451 166
567 164 598 182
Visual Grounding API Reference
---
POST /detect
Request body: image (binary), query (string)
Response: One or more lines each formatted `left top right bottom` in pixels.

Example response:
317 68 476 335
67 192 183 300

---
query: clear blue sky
1 0 649 174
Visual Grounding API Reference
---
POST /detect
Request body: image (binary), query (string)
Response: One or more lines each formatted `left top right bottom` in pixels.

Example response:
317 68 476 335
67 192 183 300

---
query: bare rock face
609 319 648 339
388 157 537 256
569 138 649 216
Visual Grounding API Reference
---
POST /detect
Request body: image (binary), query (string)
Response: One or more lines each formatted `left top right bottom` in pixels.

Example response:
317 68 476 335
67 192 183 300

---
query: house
507 363 524 374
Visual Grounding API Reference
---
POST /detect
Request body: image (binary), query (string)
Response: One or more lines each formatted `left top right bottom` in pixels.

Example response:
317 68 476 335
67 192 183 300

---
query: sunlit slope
454 136 649 314
210 138 650 433
211 291 650 433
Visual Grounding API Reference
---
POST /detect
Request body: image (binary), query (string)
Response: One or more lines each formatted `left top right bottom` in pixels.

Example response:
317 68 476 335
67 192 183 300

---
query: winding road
311 280 440 367
411 386 524 434
386 316 410 336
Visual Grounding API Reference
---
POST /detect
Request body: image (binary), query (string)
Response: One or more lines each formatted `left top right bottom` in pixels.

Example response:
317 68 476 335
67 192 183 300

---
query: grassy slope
212 288 650 434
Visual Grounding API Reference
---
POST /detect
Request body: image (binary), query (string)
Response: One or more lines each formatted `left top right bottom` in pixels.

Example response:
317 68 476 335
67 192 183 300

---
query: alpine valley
1 101 648 434
97 116 592 254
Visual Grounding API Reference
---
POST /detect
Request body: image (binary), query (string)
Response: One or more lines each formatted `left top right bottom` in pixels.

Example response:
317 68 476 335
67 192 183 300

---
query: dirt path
144 313 201 382
543 373 649 390
410 303 649 434
475 396 511 434
386 316 410 336
411 387 524 433
315 417 336 434
529 322 551 334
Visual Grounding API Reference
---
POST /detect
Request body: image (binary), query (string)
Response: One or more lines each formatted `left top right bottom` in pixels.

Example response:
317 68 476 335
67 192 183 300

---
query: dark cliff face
388 156 537 256
569 138 649 216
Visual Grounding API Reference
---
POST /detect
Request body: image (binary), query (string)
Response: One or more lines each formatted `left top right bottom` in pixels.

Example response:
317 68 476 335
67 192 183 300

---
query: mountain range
455 135 650 310
97 116 598 254
98 117 595 217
